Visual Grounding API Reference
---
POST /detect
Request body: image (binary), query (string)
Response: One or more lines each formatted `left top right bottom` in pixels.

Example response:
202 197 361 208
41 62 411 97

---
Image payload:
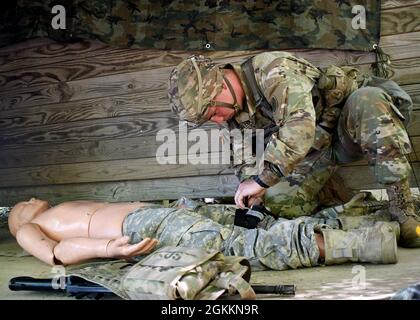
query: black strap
241 57 276 123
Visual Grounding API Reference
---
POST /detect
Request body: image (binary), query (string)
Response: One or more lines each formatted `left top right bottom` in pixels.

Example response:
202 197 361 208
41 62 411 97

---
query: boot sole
399 238 420 248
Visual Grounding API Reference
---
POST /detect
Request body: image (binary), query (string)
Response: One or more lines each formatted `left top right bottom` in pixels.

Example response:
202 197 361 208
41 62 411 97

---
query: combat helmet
168 55 241 126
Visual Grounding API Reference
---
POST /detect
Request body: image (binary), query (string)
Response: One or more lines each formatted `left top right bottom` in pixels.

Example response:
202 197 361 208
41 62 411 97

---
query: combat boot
322 222 398 265
338 211 400 241
386 178 420 248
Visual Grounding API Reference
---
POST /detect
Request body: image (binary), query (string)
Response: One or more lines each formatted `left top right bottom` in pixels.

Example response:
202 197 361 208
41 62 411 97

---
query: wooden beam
0 111 181 147
0 122 418 174
382 1 420 10
0 175 239 206
381 5 420 36
0 91 169 131
0 153 233 187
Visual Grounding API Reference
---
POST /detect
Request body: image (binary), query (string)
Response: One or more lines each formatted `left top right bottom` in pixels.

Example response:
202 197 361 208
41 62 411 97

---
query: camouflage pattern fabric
169 51 413 218
265 85 413 217
68 246 255 300
0 207 12 229
122 206 332 271
1 0 381 51
391 283 420 300
224 52 322 187
168 55 225 125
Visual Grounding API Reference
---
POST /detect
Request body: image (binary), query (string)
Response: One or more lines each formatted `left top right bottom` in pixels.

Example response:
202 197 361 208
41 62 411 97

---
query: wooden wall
0 0 419 205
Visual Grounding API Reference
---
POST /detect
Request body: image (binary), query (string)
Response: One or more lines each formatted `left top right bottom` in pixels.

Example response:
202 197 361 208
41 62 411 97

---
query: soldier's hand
106 236 158 259
248 195 265 207
235 179 266 208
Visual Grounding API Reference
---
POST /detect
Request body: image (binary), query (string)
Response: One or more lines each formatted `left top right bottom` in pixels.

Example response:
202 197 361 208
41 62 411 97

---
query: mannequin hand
235 179 266 208
106 236 158 259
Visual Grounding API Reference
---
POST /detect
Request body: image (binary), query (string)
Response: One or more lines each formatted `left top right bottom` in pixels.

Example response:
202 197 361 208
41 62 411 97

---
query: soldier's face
205 106 236 124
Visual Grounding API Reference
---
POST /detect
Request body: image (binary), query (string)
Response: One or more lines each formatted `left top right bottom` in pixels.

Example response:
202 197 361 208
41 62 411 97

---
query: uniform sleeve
256 69 316 187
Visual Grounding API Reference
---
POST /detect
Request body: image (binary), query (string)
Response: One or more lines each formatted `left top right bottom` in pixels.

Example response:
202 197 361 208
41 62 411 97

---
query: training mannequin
8 198 158 265
9 197 398 270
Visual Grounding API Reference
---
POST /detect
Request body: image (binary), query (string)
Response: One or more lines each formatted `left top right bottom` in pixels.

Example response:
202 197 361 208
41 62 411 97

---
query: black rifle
9 276 295 298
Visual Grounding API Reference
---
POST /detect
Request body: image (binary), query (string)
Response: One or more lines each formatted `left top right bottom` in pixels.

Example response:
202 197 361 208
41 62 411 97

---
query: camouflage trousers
265 86 412 218
122 205 336 271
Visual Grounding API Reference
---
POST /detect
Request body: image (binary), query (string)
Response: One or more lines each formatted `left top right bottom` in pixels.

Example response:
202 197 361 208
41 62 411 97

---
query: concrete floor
1 221 419 300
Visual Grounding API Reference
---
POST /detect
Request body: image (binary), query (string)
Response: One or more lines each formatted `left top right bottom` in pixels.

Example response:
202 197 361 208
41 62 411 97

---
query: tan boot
338 211 400 241
322 222 398 265
386 179 420 248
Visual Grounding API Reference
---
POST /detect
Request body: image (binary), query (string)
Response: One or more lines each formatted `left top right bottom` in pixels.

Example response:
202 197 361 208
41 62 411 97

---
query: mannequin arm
16 223 158 266
54 236 158 266
15 223 58 265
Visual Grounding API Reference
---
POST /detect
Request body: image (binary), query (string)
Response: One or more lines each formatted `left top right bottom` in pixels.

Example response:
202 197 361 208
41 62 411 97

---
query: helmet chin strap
208 75 241 114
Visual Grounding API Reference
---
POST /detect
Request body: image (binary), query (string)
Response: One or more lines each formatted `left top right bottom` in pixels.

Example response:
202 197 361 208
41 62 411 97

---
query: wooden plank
1 110 419 169
4 48 419 112
0 154 232 188
0 111 182 147
0 37 54 55
0 48 189 91
0 48 376 93
0 107 419 169
0 66 171 111
386 57 420 86
0 136 161 169
0 126 221 168
382 1 420 10
0 163 418 206
0 40 122 72
6 64 419 132
381 5 420 36
0 132 418 188
380 30 420 48
0 39 255 75
0 91 169 130
379 32 420 61
338 162 420 190
0 175 239 206
402 83 420 106
2 104 419 148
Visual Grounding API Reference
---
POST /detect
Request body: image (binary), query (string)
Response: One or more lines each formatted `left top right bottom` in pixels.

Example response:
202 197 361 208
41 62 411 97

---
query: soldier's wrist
254 165 282 188
253 175 270 189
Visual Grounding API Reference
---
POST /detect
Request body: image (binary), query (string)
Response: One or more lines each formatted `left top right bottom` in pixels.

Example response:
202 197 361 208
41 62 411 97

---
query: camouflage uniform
265 82 412 218
122 204 331 271
169 51 413 219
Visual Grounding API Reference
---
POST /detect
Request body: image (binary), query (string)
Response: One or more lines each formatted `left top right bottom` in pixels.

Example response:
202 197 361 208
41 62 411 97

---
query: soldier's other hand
106 236 158 259
235 179 265 208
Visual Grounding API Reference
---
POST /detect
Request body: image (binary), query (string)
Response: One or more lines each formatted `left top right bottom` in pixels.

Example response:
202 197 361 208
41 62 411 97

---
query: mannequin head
8 198 49 237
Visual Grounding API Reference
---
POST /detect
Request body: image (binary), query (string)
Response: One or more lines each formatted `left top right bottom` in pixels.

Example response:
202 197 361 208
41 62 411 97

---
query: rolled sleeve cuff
254 165 282 188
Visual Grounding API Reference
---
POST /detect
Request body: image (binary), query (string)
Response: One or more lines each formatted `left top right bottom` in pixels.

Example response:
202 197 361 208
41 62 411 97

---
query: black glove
234 205 274 229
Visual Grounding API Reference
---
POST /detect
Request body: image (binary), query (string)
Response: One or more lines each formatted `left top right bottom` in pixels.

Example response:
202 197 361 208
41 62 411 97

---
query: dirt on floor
0 222 419 300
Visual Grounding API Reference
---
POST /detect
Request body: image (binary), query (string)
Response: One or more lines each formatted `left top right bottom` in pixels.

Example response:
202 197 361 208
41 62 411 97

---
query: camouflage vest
67 246 256 300
241 60 358 151
241 57 412 154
